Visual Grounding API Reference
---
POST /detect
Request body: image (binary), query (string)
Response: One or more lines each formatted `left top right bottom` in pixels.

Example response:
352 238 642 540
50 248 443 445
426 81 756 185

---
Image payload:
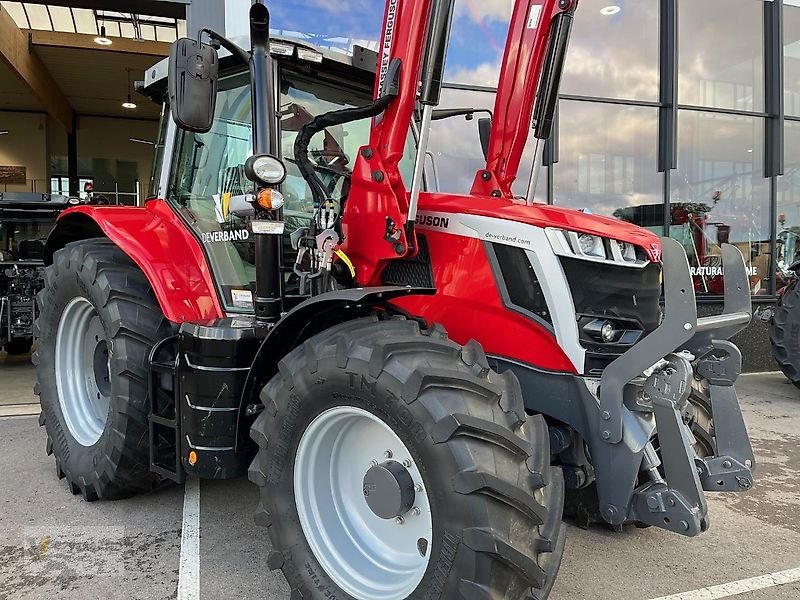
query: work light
245 154 287 186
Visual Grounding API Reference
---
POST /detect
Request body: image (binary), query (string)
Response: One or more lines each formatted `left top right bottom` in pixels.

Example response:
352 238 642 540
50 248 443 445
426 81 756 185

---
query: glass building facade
272 0 797 370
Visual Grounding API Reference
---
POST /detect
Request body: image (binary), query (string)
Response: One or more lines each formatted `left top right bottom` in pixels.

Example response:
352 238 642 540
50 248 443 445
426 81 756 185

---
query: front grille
561 257 662 330
560 257 662 374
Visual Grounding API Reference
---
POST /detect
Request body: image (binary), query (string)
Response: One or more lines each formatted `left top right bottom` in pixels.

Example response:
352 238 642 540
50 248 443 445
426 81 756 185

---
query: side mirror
478 117 492 162
168 38 219 133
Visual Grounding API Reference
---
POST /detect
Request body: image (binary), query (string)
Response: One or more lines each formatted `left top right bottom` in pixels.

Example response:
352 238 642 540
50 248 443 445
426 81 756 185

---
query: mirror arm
199 28 250 66
429 108 493 122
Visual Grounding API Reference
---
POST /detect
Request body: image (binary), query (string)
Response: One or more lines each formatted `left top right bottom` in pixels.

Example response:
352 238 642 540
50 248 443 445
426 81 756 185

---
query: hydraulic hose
293 94 394 208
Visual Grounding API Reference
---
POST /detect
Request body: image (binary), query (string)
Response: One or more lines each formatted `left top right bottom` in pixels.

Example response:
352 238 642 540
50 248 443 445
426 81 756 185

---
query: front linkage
586 238 754 535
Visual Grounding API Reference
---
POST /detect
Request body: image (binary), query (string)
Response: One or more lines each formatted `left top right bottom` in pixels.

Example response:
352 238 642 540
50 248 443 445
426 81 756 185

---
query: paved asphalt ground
2 350 800 600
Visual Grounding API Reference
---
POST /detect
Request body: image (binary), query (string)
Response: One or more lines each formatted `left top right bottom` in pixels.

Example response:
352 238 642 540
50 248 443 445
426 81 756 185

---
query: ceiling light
0 130 8 135
122 94 137 109
94 25 113 45
129 137 155 145
600 5 621 16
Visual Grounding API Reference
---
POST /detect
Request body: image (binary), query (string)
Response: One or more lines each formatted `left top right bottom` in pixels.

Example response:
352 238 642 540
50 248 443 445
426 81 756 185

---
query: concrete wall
0 112 48 193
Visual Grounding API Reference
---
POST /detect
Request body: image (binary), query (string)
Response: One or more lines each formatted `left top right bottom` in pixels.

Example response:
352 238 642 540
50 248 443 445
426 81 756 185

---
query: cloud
454 0 514 24
447 62 503 87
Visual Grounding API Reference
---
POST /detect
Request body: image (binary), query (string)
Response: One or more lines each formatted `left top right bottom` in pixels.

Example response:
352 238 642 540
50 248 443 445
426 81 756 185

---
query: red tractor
34 1 756 598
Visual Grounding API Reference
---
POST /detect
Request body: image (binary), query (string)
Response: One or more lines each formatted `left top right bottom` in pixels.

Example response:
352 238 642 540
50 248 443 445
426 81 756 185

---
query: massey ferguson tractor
33 1 756 598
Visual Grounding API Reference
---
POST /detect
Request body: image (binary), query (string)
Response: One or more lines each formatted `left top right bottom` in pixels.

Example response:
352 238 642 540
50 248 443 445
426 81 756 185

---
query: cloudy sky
267 0 511 82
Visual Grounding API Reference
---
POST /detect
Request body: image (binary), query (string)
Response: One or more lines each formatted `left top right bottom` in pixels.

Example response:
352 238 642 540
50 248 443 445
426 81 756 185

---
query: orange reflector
255 188 284 211
257 189 275 210
188 451 198 466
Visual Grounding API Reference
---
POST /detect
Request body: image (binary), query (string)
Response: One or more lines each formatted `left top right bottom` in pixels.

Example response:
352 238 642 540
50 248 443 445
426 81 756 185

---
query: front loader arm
471 0 577 198
341 0 433 285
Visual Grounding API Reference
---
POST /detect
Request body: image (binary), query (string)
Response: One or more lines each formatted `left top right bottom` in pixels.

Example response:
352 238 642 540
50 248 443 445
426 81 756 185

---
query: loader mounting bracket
693 342 756 492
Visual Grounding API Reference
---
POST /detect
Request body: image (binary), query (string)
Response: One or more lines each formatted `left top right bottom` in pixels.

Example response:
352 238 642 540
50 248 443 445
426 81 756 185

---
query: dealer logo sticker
201 229 250 244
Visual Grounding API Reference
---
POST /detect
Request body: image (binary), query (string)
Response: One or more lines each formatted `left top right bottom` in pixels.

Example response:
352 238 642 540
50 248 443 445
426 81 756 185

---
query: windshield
167 66 417 312
0 219 53 262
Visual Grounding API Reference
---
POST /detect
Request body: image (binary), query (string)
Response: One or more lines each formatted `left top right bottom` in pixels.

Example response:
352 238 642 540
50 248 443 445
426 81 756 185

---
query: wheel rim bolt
410 507 421 517
369 460 378 468
415 483 423 493
395 516 405 525
402 459 412 468
384 450 393 459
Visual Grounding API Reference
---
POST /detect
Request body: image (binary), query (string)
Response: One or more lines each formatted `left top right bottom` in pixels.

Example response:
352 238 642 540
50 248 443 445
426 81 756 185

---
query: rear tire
34 239 167 500
770 278 800 388
249 316 565 600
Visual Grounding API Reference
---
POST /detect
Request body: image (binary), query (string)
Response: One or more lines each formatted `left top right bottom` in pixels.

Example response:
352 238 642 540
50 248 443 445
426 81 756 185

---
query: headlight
544 228 649 268
245 154 287 186
583 319 617 343
578 233 605 258
616 241 637 262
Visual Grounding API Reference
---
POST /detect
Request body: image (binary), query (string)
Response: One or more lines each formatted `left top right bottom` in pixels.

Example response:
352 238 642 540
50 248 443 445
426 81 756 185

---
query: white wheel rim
294 406 433 600
54 296 111 447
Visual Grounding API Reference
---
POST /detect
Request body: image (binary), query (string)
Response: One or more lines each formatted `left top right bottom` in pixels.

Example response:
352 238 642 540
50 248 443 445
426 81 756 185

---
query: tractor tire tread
770 278 800 388
250 316 565 599
34 239 167 501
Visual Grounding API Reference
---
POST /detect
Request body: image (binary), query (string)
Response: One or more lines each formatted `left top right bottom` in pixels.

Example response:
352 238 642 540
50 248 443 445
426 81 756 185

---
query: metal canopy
2 0 187 19
0 1 186 41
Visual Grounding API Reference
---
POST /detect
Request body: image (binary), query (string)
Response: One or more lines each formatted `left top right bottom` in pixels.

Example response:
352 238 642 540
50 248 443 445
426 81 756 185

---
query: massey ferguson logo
379 0 398 92
418 214 450 229
649 243 662 262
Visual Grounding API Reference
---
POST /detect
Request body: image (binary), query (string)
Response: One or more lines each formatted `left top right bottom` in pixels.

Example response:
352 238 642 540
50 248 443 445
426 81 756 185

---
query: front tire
249 316 565 600
34 239 167 500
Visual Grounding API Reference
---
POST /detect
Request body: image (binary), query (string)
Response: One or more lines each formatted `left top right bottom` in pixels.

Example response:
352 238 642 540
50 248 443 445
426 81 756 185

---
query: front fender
236 286 435 450
45 200 224 323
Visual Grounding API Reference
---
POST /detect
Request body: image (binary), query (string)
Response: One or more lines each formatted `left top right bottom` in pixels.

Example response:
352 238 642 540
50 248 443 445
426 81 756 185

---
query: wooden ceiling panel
34 45 164 119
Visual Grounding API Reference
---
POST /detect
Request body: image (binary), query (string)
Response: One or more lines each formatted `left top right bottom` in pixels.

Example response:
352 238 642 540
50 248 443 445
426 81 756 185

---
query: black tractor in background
0 192 71 355
770 226 800 385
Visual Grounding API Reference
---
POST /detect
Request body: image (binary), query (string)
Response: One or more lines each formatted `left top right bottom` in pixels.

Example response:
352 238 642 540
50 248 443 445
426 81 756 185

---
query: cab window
167 67 417 312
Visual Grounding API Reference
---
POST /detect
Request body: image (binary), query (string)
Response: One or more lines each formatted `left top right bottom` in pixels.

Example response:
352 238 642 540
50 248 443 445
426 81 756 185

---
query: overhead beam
0 5 74 132
18 0 187 20
28 30 171 58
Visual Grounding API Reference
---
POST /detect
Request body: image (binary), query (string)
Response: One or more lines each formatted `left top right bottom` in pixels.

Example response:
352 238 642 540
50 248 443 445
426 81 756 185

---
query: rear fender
236 286 435 450
44 200 224 323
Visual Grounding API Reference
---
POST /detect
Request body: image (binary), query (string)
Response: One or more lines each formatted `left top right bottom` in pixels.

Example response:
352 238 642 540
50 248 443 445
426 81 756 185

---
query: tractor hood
419 193 663 261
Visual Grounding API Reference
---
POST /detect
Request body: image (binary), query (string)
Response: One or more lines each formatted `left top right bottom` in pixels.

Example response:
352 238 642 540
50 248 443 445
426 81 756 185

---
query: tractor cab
140 39 417 312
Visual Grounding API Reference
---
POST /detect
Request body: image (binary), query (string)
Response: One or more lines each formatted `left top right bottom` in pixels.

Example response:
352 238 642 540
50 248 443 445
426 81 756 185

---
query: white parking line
0 404 40 418
650 567 800 600
739 371 781 377
177 477 200 600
